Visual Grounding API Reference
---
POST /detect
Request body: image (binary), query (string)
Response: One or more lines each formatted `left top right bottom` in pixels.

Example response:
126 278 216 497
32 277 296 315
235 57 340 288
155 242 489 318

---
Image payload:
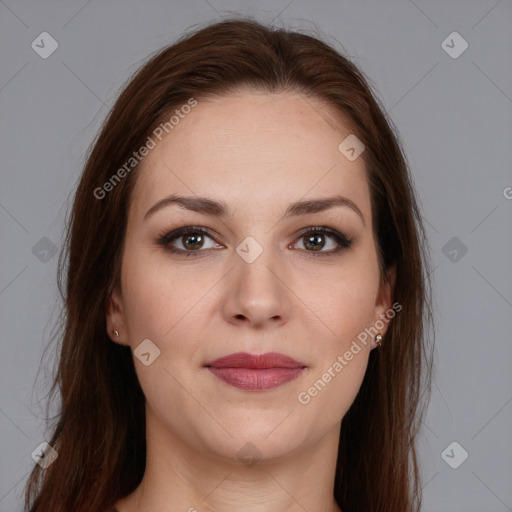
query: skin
107 89 395 512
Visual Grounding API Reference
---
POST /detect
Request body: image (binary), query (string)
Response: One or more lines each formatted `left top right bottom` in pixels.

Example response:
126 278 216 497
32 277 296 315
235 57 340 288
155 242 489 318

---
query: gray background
1 1 511 511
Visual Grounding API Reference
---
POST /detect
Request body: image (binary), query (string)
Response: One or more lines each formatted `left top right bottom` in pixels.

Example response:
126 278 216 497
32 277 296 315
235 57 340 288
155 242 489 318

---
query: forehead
129 90 370 222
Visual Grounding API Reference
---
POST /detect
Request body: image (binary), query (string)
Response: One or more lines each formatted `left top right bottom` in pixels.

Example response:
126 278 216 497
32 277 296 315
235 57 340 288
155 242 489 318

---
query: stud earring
375 333 383 347
114 330 119 337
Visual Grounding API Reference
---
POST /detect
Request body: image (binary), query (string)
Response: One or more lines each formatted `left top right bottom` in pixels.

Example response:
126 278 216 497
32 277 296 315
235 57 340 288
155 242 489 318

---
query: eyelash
157 225 354 259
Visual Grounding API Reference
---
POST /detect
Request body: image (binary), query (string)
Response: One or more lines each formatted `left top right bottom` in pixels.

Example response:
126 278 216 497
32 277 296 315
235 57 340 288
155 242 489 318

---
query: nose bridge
223 232 291 325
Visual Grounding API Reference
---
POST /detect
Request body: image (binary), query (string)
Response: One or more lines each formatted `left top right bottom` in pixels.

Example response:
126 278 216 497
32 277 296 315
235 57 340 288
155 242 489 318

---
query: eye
157 225 353 258
157 226 222 256
291 227 353 257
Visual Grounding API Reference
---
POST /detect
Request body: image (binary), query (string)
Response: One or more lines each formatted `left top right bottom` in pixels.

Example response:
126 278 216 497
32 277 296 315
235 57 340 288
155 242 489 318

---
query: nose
221 246 292 329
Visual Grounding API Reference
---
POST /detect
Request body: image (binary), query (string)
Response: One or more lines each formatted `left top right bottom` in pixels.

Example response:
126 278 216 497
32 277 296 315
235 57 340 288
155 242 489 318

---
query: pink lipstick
204 352 306 391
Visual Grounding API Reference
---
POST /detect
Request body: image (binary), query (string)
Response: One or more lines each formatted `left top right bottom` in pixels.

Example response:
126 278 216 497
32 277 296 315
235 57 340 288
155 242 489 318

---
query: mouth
203 352 307 391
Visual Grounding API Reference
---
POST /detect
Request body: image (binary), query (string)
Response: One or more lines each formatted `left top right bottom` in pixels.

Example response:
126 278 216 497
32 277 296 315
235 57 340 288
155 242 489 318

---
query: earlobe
106 287 128 345
374 264 397 336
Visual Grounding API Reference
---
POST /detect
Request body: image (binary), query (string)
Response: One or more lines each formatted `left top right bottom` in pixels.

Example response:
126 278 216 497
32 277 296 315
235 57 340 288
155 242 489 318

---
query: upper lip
204 352 306 369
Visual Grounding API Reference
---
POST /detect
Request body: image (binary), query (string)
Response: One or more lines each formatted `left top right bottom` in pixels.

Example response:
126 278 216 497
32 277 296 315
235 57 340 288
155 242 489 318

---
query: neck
115 408 343 512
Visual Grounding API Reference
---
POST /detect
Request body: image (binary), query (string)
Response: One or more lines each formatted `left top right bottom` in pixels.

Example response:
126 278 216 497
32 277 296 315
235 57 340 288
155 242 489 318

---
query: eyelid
157 225 223 249
157 225 354 256
296 226 353 245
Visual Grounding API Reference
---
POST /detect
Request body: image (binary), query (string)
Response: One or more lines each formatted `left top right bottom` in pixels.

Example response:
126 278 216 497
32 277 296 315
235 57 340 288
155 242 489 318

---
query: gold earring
375 333 383 347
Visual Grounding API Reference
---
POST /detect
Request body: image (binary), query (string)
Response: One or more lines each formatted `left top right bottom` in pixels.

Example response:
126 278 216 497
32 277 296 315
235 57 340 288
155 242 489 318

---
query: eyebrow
143 194 365 226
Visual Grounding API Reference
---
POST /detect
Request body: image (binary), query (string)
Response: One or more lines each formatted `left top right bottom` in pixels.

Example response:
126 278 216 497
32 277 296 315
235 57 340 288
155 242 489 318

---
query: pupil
306 234 324 251
184 233 203 250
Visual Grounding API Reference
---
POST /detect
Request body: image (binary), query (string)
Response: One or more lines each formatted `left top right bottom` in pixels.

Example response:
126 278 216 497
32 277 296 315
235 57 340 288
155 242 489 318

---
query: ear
372 263 397 337
106 287 129 346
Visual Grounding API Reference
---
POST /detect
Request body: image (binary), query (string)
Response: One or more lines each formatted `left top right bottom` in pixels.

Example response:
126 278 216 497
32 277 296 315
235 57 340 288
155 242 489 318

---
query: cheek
301 352 369 427
297 288 375 424
297 260 378 412
121 249 208 342
119 254 210 419
120 249 217 403
313 261 379 349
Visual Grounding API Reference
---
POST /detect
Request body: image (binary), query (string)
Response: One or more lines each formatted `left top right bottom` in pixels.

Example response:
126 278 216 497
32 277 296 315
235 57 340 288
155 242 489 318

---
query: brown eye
303 232 327 252
157 226 222 256
181 232 205 250
292 227 353 256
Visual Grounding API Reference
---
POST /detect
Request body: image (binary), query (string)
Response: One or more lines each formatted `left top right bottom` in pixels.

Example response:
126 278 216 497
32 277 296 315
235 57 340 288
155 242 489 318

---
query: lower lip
207 367 305 390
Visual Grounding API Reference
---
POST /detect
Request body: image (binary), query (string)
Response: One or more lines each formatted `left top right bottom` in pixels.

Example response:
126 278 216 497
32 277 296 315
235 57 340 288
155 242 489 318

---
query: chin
197 418 310 464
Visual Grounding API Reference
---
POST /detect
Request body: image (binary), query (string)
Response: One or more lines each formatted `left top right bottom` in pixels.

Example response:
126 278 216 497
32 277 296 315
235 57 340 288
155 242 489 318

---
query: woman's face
108 89 394 464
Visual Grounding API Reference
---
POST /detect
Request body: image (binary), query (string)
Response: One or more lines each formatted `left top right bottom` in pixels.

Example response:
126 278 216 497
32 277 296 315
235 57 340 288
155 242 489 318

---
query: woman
24 17 433 512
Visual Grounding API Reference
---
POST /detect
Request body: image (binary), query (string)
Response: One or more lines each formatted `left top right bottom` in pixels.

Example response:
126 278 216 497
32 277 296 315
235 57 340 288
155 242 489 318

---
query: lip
204 352 306 391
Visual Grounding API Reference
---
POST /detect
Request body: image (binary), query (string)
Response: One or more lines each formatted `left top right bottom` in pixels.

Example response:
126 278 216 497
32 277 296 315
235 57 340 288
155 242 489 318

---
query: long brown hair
24 17 434 512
